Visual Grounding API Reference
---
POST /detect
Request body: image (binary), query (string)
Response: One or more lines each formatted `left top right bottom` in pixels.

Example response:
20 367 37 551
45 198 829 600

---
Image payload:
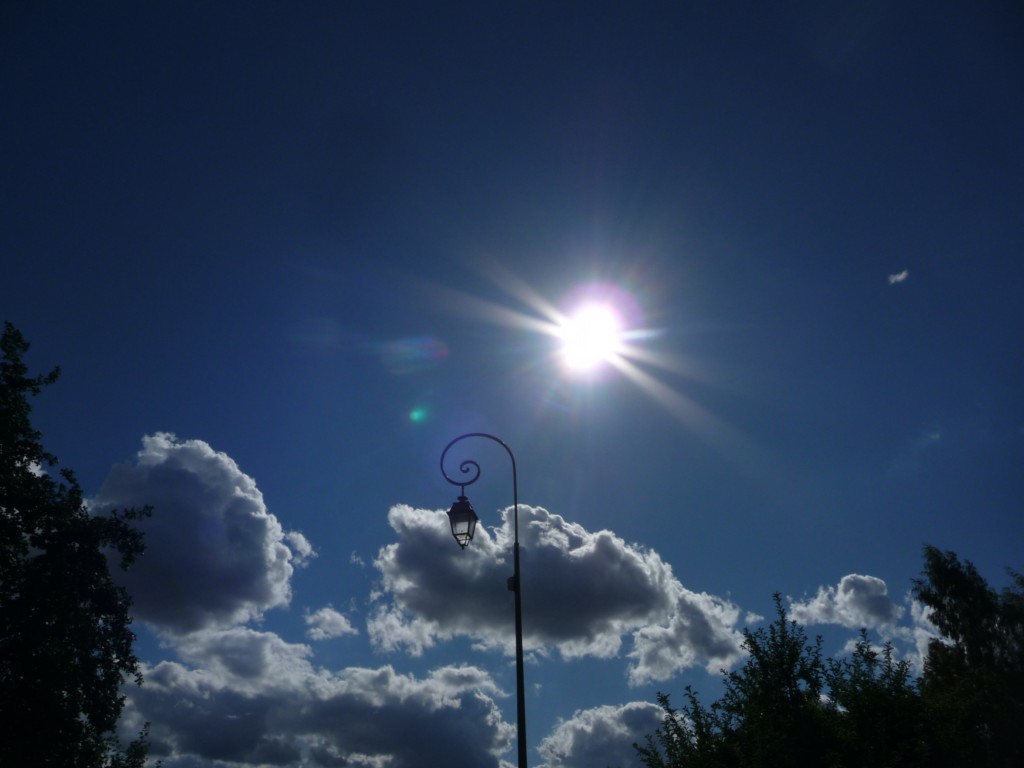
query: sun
427 262 766 476
558 303 624 372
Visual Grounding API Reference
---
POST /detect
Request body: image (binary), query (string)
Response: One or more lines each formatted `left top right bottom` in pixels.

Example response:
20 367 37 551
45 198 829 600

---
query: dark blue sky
3 3 1022 767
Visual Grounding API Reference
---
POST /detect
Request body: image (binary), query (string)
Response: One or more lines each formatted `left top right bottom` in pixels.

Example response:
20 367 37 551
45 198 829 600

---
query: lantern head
447 495 479 549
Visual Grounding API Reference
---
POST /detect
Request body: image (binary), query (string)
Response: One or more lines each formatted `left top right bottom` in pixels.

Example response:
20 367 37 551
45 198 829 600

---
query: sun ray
468 255 569 328
610 354 780 482
421 278 561 338
617 343 719 384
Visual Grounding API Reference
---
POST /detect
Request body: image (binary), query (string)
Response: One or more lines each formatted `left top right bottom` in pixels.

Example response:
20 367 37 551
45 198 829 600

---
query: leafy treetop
638 547 1023 768
0 321 152 768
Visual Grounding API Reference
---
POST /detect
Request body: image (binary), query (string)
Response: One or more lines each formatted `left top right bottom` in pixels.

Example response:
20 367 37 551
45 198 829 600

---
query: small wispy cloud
889 426 943 476
888 269 910 285
305 605 358 640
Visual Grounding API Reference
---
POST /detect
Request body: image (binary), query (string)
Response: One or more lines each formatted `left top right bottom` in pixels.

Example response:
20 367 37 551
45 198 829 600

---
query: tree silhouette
637 548 1023 768
637 595 836 768
0 322 152 767
913 546 1024 767
825 631 923 767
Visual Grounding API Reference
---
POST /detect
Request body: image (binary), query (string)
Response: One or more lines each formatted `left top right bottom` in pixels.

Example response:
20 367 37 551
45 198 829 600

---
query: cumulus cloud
171 627 317 695
126 627 513 768
92 434 932 768
888 269 910 284
536 702 663 768
629 590 746 683
785 575 942 674
91 432 313 633
87 439 748 767
90 437 517 768
889 596 941 673
305 605 358 640
789 574 904 629
370 504 746 682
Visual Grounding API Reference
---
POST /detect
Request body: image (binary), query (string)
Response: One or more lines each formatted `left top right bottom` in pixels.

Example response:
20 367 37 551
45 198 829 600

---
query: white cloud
789 574 903 629
171 627 316 695
787 577 943 674
127 632 513 768
536 702 663 768
91 438 714 768
91 432 311 633
87 440 758 767
305 605 359 640
889 595 941 673
888 269 910 284
286 530 317 565
370 504 746 682
90 437 516 768
629 590 746 683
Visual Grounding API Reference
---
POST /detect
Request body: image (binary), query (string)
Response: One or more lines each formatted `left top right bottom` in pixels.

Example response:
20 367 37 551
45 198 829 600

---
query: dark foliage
637 596 846 768
825 631 923 767
0 322 152 767
638 549 1022 768
913 546 1024 767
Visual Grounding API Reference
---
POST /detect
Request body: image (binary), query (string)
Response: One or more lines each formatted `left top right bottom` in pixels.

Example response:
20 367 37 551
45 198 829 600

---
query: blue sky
3 3 1022 767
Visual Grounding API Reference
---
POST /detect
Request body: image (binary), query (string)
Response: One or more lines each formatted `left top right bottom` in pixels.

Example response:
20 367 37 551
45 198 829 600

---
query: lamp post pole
440 432 527 768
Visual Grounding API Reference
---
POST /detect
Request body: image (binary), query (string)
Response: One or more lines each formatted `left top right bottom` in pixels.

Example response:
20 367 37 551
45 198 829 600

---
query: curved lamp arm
440 432 519 544
438 432 527 767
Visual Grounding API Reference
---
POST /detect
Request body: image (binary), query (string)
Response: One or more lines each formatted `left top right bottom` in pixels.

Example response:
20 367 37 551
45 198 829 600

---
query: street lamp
440 432 527 768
